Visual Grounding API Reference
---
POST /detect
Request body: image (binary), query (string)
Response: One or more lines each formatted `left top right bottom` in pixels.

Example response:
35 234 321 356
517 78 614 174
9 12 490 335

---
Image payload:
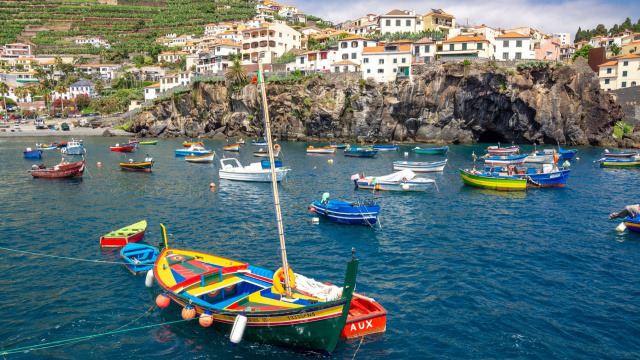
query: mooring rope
352 336 365 360
0 246 125 265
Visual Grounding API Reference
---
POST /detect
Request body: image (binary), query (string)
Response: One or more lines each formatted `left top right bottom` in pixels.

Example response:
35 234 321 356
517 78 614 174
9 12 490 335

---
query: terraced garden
0 0 256 56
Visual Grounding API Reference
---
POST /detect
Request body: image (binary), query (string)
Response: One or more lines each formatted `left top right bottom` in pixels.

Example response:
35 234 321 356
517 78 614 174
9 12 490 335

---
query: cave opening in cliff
477 130 505 144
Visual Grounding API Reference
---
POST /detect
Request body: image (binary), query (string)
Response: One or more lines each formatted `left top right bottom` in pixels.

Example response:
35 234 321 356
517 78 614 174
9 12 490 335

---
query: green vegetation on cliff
574 17 640 43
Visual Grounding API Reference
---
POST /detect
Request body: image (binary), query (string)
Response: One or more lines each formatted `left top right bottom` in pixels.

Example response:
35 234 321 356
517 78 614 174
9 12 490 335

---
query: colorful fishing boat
183 140 203 148
139 140 158 145
484 154 528 166
459 169 527 191
251 139 268 146
623 215 640 232
413 146 449 155
100 220 147 247
558 147 577 160
600 157 640 168
110 143 136 152
224 143 241 152
603 149 637 157
486 144 519 155
23 148 42 159
120 243 159 274
61 139 85 155
307 146 336 154
341 294 387 339
128 138 140 145
175 144 213 156
185 153 214 163
310 194 380 226
373 144 399 151
354 169 435 191
29 160 85 179
119 158 154 172
485 164 571 188
344 147 377 157
393 160 447 173
260 159 283 168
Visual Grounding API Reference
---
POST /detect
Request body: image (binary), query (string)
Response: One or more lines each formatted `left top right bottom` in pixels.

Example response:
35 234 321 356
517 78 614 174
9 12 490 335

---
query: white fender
230 310 247 347
145 269 155 288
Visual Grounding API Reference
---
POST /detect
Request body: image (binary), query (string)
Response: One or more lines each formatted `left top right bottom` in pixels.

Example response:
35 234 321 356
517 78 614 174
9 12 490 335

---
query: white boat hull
524 155 554 164
185 154 214 163
219 169 289 182
393 160 447 172
356 179 434 191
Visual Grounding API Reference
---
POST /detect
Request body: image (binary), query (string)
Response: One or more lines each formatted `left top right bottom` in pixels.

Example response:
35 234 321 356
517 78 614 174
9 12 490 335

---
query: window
623 71 628 77
502 52 509 60
477 43 483 50
320 52 327 60
386 20 390 26
379 59 384 64
462 43 467 50
341 42 347 48
415 45 420 54
622 82 627 88
605 79 610 84
378 69 384 73
425 45 430 53
364 58 369 63
351 53 356 59
503 40 509 47
516 40 522 47
396 20 400 26
393 58 397 64
632 81 637 86
293 36 296 40
406 20 411 26
367 69 371 73
623 61 628 66
342 54 348 60
449 44 454 51
279 32 282 37
417 20 421 26
607 68 612 74
300 57 304 64
393 68 397 73
352 41 358 48
363 42 368 47
401 57 406 63
335 67 339 72
515 52 521 59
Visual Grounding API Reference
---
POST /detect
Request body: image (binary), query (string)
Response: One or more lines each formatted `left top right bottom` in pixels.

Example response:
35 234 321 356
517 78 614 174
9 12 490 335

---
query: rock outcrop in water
132 58 623 146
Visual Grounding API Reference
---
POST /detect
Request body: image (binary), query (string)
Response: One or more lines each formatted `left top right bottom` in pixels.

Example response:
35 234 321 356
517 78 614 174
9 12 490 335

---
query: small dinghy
310 193 380 226
100 220 147 247
120 243 159 274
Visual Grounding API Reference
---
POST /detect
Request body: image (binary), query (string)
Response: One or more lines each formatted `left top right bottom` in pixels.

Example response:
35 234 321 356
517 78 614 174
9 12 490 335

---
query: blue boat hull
524 169 571 187
373 145 399 151
120 243 159 274
261 159 283 168
24 151 42 158
310 200 380 226
175 150 212 156
558 148 577 160
344 149 377 157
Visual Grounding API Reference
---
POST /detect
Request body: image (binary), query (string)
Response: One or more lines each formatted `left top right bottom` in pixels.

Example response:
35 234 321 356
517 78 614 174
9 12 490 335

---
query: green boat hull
460 169 527 191
600 161 640 168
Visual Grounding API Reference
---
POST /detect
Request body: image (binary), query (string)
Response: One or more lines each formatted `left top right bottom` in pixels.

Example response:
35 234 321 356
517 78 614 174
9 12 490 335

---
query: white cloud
286 0 640 39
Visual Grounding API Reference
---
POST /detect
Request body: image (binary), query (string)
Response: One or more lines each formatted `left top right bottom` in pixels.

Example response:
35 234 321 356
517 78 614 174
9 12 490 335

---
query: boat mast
258 60 293 299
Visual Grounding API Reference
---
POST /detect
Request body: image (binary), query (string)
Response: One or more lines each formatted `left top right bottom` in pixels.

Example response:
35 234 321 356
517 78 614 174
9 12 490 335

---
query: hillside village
0 0 639 120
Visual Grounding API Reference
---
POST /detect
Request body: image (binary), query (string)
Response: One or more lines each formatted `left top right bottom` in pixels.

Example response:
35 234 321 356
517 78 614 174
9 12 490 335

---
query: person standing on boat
609 204 640 220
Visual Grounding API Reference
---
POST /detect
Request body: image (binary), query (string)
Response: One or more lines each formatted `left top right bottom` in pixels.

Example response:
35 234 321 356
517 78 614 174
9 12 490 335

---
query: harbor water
0 137 639 359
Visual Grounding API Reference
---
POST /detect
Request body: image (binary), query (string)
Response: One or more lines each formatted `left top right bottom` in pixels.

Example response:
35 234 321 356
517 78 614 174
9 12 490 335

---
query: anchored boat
486 144 519 155
29 160 85 179
413 146 448 155
23 148 42 159
120 158 154 172
110 143 136 152
120 243 159 274
354 169 435 191
393 159 447 172
310 194 380 226
185 153 214 163
100 220 147 247
307 145 336 154
175 144 212 157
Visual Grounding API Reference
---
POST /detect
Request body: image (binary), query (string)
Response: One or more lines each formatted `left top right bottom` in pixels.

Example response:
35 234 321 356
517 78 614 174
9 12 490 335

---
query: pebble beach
0 119 131 137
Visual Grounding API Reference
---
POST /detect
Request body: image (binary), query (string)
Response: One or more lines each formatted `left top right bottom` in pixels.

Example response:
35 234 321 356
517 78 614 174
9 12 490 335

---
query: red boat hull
30 160 85 179
340 294 387 339
100 230 146 247
110 145 136 152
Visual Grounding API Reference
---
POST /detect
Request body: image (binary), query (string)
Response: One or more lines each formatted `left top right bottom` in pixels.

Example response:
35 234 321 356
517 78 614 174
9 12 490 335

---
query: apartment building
362 45 412 82
495 32 535 60
598 54 640 91
378 9 422 35
241 23 300 64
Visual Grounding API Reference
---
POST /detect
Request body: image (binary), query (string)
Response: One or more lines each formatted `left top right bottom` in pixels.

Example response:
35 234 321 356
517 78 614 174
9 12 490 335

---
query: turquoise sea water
0 137 639 359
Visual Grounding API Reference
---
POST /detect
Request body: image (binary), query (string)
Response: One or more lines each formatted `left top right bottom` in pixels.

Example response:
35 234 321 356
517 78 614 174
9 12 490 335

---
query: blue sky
285 0 640 40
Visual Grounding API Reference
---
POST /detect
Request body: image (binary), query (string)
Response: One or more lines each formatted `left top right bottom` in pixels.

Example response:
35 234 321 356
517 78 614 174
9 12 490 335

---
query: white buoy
402 184 410 191
145 269 155 288
230 310 247 347
616 223 627 232
328 159 333 163
311 218 319 224
404 152 408 157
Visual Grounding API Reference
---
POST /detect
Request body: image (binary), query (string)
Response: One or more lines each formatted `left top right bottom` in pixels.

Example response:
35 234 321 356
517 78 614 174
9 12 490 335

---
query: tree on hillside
609 43 622 56
133 54 144 68
0 82 8 114
54 84 67 112
573 44 593 61
94 80 104 96
14 87 28 118
224 60 247 87
574 27 582 43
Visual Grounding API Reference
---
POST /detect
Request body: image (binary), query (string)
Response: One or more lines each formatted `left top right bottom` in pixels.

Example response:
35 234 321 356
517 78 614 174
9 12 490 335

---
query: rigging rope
0 246 159 267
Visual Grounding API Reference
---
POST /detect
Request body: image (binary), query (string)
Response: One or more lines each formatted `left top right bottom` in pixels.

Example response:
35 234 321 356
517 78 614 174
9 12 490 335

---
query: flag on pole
251 70 261 84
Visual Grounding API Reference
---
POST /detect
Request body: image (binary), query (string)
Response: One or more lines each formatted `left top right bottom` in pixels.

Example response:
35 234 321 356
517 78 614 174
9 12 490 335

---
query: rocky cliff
132 58 623 146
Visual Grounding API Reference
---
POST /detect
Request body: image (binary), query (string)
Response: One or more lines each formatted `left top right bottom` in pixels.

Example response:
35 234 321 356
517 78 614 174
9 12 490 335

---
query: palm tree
37 82 52 110
54 84 67 113
225 59 248 86
14 87 28 119
609 43 622 56
0 82 8 117
123 71 133 89
94 80 104 96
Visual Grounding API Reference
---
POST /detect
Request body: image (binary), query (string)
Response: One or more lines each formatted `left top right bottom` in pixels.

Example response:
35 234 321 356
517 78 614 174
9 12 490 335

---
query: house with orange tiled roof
495 32 535 60
379 9 422 35
440 35 491 59
217 31 244 43
293 50 333 72
1 43 32 58
337 35 377 66
158 51 189 63
241 23 300 65
598 54 640 91
422 9 455 32
621 37 640 56
144 83 160 101
13 57 39 71
534 38 561 61
362 44 412 82
413 37 436 63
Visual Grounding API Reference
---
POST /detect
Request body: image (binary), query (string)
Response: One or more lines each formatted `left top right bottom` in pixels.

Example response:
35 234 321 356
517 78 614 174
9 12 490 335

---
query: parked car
53 113 63 118
37 114 48 120
20 118 28 124
61 122 70 131
69 113 82 118
25 115 35 120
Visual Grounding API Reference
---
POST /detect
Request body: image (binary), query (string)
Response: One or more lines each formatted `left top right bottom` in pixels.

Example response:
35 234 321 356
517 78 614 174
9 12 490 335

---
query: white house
158 51 189 63
552 32 571 45
413 37 436 63
144 83 160 101
159 71 195 93
336 35 378 66
495 32 535 60
241 23 301 64
69 79 95 98
362 44 412 82
0 84 33 103
440 35 492 59
598 54 640 91
294 50 333 72
378 9 422 35
217 31 244 44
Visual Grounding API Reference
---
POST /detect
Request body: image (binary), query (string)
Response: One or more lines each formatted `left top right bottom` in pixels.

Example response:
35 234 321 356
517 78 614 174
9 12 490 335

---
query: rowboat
373 144 399 151
139 140 158 145
330 142 349 149
310 195 380 226
413 146 448 155
223 143 241 152
185 153 214 163
110 143 136 152
344 147 377 157
253 145 280 158
120 243 159 274
29 160 85 179
24 148 42 158
604 149 637 157
251 139 268 146
100 220 147 247
61 139 85 155
354 169 435 191
128 138 140 145
120 158 154 172
237 138 245 144
393 160 447 172
624 215 640 232
36 143 59 151
558 147 577 160
525 150 556 164
183 140 203 147
600 157 640 168
459 169 527 191
307 145 336 154
484 154 528 166
219 158 289 182
486 144 519 155
175 144 212 156
260 159 282 168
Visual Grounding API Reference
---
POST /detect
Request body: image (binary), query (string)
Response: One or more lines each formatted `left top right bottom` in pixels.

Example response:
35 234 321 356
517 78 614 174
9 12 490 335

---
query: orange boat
183 140 203 147
341 293 387 339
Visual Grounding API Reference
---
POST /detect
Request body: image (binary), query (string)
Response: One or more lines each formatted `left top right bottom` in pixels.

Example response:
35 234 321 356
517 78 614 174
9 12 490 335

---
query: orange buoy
199 309 214 327
310 207 316 213
182 304 196 320
156 293 170 308
97 162 101 167
210 183 215 188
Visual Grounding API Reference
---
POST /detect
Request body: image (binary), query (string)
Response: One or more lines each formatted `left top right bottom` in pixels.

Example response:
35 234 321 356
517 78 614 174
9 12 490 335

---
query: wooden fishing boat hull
484 155 528 166
341 294 387 339
486 146 519 155
307 146 336 154
344 149 377 157
600 159 640 167
558 148 577 160
253 151 280 158
219 168 289 182
139 141 157 145
100 220 147 247
524 169 570 187
30 160 85 179
413 146 448 155
110 144 136 152
183 142 203 147
175 149 212 156
460 169 527 191
624 217 640 232
251 141 268 146
310 200 380 225
373 145 399 151
604 151 636 158
119 161 153 172
223 144 240 152
185 153 214 163
393 160 447 172
24 150 42 158
120 243 159 274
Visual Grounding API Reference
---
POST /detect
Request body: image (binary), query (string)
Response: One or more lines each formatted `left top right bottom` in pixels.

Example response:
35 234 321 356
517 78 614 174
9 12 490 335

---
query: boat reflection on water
458 185 528 199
